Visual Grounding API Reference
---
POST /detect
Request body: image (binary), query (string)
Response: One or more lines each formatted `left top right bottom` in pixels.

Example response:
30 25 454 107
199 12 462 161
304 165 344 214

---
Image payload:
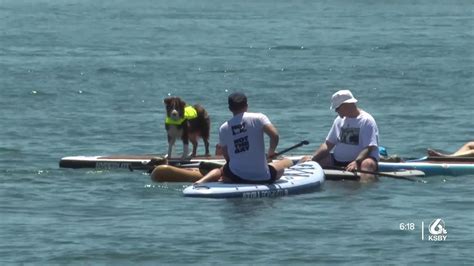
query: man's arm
345 145 377 171
311 140 335 162
263 124 279 158
355 146 377 163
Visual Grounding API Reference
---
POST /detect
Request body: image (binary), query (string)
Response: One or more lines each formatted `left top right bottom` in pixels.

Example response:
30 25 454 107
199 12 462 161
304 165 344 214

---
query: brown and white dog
164 97 210 158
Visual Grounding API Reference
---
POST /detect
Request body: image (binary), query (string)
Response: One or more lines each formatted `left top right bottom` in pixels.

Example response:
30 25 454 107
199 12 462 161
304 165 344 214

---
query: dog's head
164 97 186 122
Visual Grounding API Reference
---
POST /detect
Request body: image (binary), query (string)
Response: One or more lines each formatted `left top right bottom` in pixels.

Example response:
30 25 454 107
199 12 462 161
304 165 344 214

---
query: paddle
327 166 424 182
270 140 309 159
198 140 310 175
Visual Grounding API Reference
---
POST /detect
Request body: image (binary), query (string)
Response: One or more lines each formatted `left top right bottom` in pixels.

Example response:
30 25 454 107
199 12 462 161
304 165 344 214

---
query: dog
164 96 210 158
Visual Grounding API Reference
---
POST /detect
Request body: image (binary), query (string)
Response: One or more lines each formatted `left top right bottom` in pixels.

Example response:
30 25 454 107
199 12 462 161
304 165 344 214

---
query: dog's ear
164 97 171 105
179 98 186 108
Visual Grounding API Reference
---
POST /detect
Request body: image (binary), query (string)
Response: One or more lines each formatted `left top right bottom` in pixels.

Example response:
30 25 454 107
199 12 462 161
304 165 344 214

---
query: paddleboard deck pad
182 161 324 198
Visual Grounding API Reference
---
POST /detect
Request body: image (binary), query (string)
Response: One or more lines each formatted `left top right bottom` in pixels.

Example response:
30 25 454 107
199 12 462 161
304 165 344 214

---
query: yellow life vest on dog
165 106 198 125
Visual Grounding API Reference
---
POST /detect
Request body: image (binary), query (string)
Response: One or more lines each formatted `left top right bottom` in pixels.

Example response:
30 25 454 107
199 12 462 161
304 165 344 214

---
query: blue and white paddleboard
285 156 474 176
379 158 474 176
182 161 324 198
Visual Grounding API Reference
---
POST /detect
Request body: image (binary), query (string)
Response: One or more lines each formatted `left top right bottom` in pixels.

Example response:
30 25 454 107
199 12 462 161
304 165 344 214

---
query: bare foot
427 149 445 157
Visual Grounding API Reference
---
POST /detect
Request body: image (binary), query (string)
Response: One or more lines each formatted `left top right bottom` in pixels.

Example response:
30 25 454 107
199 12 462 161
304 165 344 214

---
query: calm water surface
1 0 473 264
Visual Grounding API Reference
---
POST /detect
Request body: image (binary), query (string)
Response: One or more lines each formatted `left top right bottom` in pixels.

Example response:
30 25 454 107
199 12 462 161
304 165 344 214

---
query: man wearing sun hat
302 89 380 182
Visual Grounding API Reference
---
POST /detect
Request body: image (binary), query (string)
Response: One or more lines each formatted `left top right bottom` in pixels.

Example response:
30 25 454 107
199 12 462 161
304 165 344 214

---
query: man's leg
359 158 378 183
194 168 222 184
269 158 294 180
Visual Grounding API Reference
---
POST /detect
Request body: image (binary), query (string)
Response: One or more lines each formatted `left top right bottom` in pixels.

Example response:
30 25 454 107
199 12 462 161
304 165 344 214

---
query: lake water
1 0 473 264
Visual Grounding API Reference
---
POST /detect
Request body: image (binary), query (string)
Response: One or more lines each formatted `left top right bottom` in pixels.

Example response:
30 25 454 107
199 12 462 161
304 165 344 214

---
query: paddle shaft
270 140 309 159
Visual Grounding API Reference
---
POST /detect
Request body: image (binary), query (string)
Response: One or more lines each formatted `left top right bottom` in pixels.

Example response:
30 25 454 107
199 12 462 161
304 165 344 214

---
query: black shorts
223 163 277 184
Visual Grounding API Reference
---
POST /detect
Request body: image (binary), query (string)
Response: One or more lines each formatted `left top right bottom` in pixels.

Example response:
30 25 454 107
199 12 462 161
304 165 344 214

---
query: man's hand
298 155 313 163
267 151 277 162
345 160 359 172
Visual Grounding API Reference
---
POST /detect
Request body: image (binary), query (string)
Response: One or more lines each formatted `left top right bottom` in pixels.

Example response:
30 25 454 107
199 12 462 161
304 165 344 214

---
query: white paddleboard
182 161 324 198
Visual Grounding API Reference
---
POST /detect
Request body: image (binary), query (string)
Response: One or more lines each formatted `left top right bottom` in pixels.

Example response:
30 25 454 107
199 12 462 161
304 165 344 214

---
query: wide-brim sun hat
330 89 358 110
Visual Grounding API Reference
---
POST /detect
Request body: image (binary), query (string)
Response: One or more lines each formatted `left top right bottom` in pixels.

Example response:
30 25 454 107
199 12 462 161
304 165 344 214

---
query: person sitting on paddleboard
301 89 380 182
194 92 292 184
427 141 474 158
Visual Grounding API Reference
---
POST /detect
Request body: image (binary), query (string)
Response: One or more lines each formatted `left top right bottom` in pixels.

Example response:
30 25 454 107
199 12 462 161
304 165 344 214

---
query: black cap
228 92 247 110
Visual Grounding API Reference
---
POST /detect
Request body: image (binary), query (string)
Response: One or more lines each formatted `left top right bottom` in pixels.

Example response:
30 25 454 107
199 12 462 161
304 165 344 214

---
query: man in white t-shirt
302 89 379 182
195 92 292 184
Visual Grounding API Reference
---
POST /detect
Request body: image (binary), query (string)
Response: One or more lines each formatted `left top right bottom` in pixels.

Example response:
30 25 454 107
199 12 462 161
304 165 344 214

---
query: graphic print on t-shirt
234 136 249 153
339 127 360 145
231 122 249 153
231 122 247 135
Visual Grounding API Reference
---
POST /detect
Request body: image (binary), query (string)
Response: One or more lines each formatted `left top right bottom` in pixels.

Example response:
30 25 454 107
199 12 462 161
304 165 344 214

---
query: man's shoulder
219 121 229 131
244 112 270 121
332 115 344 125
358 110 378 127
359 110 376 120
244 112 266 117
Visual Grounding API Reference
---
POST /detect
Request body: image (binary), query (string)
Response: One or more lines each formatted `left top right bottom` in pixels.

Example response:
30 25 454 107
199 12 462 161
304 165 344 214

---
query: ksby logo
428 218 447 241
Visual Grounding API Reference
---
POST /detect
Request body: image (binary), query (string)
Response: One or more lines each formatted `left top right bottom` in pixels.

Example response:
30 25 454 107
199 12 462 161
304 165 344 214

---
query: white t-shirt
219 112 271 181
326 110 380 162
